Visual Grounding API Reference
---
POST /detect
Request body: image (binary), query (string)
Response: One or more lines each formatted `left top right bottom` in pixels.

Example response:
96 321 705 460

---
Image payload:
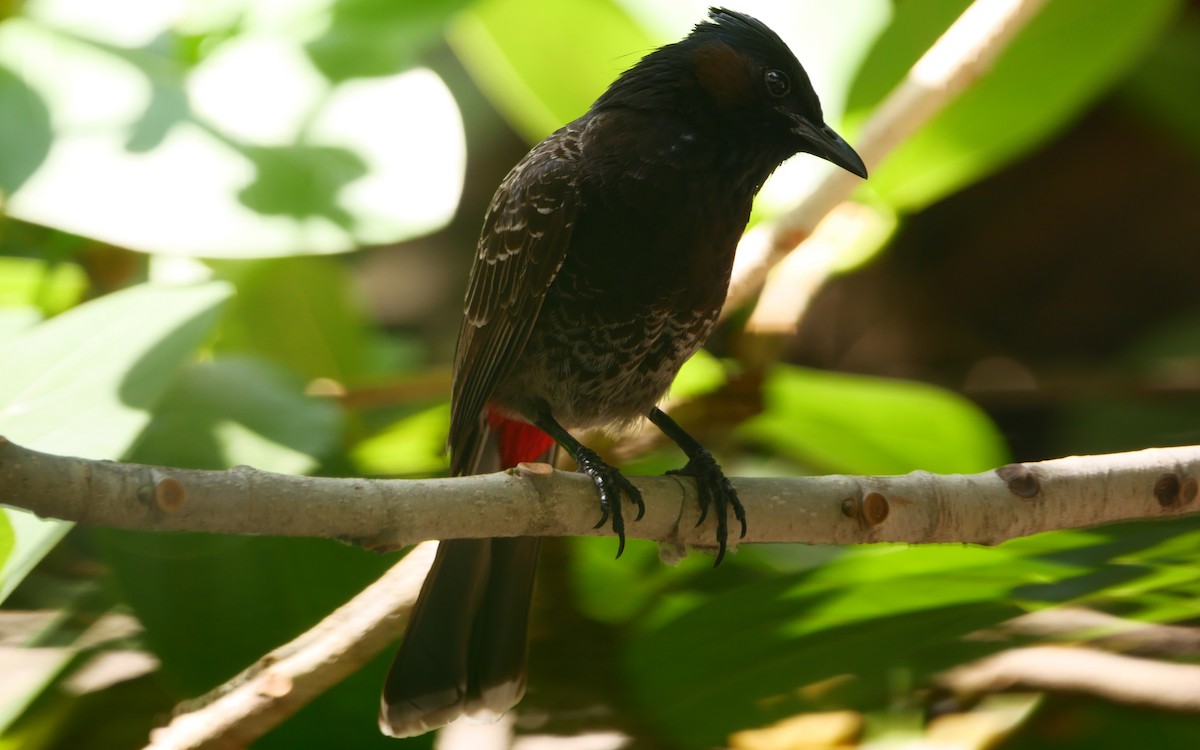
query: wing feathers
449 125 584 472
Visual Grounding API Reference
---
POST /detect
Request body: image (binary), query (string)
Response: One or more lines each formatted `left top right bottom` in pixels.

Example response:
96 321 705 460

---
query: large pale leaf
0 0 465 257
0 282 231 602
89 343 391 748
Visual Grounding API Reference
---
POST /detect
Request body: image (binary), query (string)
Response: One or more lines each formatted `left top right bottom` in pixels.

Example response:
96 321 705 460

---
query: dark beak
786 114 868 179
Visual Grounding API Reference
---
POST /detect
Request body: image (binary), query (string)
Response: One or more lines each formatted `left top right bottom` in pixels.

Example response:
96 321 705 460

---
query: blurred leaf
0 281 231 602
132 357 342 475
0 514 70 610
305 0 473 80
93 529 401 748
622 522 1200 748
451 0 656 141
570 536 714 625
0 4 464 256
352 402 449 477
624 543 1081 747
0 514 11 577
92 345 393 744
91 333 392 747
1118 16 1200 161
1009 694 1200 749
0 281 232 457
213 256 370 382
739 365 1007 475
846 0 1181 211
0 61 51 195
608 0 889 122
0 257 86 314
96 359 349 613
667 349 727 402
454 0 891 212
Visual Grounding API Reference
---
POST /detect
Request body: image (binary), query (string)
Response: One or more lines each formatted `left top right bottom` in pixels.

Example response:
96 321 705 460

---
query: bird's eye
764 69 790 97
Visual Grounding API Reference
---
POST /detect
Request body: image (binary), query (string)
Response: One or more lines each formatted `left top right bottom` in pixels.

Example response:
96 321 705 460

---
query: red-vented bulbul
381 7 867 737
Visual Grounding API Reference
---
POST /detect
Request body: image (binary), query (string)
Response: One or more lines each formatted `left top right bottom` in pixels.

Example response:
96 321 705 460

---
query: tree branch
2 436 1198 553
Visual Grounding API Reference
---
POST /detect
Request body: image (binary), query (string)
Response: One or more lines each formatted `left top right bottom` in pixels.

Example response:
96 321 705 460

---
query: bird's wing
449 128 583 474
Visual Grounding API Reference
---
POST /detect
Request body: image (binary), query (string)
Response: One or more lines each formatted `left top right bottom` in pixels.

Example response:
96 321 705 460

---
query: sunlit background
2 0 1200 747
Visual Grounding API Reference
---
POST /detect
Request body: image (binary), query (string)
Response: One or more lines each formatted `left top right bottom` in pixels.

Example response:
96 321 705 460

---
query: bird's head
598 7 867 180
689 7 867 178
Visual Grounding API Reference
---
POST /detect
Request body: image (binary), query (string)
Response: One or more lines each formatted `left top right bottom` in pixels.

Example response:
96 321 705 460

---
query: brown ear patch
691 40 757 109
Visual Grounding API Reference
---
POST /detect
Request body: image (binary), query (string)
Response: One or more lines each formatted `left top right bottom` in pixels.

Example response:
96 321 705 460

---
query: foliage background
2 0 1200 747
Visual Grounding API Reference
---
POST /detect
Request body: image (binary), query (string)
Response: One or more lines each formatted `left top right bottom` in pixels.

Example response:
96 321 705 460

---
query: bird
380 6 867 737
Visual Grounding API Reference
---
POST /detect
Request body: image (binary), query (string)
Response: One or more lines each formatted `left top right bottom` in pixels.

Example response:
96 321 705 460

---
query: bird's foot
574 447 644 558
668 450 745 566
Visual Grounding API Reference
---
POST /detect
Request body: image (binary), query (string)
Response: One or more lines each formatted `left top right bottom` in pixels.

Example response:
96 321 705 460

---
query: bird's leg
532 408 645 558
648 407 745 566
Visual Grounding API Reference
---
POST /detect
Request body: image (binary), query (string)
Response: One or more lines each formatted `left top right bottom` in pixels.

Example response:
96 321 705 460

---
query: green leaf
608 0 890 122
131 357 343 476
352 402 449 477
622 521 1200 747
85 375 385 747
88 334 393 747
304 0 474 80
212 256 371 382
0 513 12 578
0 281 231 602
0 2 464 257
569 536 715 625
450 0 656 142
91 530 400 749
624 543 1081 747
0 282 232 458
1118 16 1200 165
0 60 51 195
454 0 891 212
846 0 1182 211
739 365 1007 475
666 349 727 402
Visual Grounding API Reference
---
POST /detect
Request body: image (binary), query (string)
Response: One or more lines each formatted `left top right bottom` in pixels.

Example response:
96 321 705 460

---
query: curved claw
592 506 610 530
670 451 744 567
575 447 642 559
627 477 647 521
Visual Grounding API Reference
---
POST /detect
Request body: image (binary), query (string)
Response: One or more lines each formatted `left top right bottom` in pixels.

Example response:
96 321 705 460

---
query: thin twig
728 0 1052 318
144 541 438 750
939 645 1200 713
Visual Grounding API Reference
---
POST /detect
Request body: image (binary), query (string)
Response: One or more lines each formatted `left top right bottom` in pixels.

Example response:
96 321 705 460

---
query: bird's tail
379 414 553 738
